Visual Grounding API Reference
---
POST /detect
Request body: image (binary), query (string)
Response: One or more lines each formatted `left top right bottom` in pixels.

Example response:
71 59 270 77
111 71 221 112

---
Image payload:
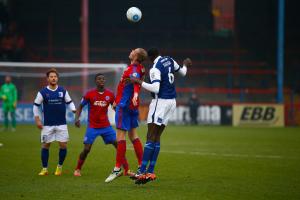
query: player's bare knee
147 132 156 142
129 134 138 143
59 142 67 149
83 144 92 153
83 148 90 155
42 143 51 149
128 128 139 142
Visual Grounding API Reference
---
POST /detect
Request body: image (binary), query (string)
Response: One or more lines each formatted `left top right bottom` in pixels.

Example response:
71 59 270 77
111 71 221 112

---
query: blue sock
147 142 160 173
140 141 155 173
58 148 67 166
41 148 49 168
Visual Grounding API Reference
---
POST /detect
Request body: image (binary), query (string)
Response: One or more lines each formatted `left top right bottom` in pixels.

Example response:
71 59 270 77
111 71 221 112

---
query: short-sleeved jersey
34 86 72 126
81 89 114 128
115 64 145 109
149 56 181 99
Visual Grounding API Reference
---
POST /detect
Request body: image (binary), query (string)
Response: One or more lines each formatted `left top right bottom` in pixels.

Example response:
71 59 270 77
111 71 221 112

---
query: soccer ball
126 7 142 22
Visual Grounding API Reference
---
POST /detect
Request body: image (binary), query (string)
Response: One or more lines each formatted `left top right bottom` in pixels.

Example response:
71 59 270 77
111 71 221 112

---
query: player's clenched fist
183 58 192 67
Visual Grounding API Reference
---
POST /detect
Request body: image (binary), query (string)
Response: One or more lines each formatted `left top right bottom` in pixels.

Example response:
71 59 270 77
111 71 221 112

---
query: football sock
58 148 67 166
140 141 155 173
123 157 129 172
132 138 143 166
41 148 49 168
147 142 160 173
4 112 8 128
11 111 16 128
76 158 85 170
116 140 126 169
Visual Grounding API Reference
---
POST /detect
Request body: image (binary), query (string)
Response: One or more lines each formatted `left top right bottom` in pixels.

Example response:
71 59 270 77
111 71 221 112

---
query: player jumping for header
105 48 147 183
130 48 192 184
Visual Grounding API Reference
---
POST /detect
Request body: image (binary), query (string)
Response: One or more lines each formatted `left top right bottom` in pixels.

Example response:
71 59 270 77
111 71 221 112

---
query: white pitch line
127 147 297 159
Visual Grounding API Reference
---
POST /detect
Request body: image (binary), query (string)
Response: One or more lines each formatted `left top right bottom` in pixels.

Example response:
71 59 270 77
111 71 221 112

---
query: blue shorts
83 126 116 145
115 106 139 131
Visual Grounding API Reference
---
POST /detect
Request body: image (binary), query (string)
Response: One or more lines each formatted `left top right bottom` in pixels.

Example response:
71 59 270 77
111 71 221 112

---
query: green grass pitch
0 125 300 200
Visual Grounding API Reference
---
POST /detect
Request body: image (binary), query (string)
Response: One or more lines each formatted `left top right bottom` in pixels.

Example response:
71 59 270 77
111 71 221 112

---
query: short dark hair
46 68 59 77
147 48 160 58
94 73 104 80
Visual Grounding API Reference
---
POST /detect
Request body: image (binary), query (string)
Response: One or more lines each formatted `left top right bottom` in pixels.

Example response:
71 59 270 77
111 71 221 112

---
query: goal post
0 61 127 125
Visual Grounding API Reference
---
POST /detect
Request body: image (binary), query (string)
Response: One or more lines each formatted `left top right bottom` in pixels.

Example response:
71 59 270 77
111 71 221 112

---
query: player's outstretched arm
174 58 191 77
183 58 192 67
130 77 160 94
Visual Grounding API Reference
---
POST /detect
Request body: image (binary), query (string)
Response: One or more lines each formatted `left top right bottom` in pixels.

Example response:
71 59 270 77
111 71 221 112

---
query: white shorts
147 98 176 126
41 125 69 143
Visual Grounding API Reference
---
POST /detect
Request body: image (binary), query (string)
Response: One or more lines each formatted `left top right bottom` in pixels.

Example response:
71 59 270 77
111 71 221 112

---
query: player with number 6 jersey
130 48 192 184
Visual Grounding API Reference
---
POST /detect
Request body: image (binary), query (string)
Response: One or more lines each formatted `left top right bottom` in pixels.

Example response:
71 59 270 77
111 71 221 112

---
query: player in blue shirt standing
130 48 192 184
33 68 76 176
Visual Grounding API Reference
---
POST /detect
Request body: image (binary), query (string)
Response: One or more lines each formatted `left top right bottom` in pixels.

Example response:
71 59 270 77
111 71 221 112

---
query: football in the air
126 7 142 22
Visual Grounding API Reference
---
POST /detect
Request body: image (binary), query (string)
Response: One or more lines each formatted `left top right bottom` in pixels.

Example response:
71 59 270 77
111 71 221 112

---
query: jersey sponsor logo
93 101 107 107
162 61 171 67
48 99 62 103
58 92 63 97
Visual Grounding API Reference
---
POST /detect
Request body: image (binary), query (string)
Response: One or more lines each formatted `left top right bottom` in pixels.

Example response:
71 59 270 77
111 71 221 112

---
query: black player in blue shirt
130 48 192 184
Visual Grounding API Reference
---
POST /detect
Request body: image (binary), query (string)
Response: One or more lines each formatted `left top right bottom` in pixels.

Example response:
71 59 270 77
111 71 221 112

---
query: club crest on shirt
58 92 63 97
157 117 163 123
151 72 155 79
105 96 110 101
132 72 138 77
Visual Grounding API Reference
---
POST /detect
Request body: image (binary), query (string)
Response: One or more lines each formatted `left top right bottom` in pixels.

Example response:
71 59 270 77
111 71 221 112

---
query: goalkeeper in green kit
0 76 18 131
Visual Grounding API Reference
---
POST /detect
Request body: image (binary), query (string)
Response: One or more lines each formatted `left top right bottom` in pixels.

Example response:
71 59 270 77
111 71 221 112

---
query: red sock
132 138 143 166
76 158 85 170
123 157 129 172
116 140 126 169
